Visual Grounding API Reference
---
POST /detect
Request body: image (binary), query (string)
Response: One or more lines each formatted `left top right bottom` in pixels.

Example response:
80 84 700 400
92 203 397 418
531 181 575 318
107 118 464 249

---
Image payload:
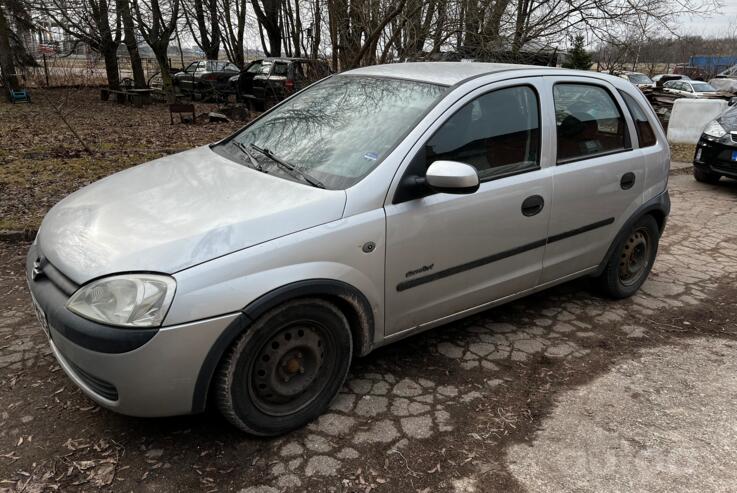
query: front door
384 81 553 335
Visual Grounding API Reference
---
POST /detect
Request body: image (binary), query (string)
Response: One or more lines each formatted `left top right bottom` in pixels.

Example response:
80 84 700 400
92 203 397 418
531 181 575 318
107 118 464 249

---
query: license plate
732 150 737 162
30 294 50 339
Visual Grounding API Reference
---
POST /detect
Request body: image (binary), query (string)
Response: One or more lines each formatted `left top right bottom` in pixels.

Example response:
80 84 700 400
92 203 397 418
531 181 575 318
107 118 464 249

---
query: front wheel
596 215 659 299
215 299 353 436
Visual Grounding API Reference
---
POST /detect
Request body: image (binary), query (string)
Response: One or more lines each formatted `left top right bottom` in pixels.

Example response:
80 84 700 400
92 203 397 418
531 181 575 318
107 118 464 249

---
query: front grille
67 360 119 401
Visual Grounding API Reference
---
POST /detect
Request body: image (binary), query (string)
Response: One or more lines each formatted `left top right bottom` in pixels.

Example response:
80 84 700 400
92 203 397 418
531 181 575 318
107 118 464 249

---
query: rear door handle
620 172 636 190
521 195 545 217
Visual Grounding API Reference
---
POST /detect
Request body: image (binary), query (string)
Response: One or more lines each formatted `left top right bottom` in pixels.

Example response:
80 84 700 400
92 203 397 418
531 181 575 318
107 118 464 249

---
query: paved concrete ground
1 172 736 492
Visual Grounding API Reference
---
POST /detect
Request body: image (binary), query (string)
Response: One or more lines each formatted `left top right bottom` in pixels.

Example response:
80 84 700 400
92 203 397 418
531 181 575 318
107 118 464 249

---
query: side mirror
425 160 480 194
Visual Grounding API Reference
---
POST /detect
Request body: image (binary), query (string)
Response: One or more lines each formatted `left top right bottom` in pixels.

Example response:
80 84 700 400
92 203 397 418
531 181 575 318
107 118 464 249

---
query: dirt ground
0 170 736 492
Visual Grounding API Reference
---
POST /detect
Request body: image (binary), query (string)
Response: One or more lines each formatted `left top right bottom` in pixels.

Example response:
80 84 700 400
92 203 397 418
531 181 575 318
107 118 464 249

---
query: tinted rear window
620 91 657 148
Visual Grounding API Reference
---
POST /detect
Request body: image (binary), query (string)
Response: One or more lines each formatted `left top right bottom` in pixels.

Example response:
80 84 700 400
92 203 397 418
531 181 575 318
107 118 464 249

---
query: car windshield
221 75 447 189
628 74 653 84
692 82 716 92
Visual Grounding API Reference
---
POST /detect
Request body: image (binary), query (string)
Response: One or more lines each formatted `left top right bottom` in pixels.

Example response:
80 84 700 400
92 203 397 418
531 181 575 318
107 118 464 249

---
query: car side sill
379 265 599 347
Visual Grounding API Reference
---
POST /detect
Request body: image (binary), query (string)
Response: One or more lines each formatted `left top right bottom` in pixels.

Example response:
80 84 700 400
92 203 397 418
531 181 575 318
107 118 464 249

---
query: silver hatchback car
27 63 670 435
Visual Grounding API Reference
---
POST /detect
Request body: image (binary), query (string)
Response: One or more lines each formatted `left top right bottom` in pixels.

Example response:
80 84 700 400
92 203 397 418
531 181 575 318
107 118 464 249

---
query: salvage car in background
618 71 654 89
708 78 737 94
694 105 737 183
230 57 332 110
27 62 670 436
651 74 690 87
173 60 241 96
662 80 720 98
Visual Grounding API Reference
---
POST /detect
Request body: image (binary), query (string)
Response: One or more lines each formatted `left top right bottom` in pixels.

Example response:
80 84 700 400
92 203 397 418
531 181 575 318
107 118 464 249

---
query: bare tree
36 0 123 89
133 0 180 98
251 0 281 56
116 0 146 87
0 0 35 91
219 0 247 66
183 0 221 59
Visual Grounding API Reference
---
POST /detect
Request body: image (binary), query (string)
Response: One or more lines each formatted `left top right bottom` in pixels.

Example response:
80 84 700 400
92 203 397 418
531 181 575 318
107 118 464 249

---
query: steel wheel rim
248 321 332 417
619 227 651 286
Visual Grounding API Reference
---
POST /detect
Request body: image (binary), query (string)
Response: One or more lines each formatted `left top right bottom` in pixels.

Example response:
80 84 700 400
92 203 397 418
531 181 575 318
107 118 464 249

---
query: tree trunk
0 6 18 91
117 0 146 88
312 0 321 59
154 48 175 101
327 0 338 70
102 43 121 90
252 0 282 57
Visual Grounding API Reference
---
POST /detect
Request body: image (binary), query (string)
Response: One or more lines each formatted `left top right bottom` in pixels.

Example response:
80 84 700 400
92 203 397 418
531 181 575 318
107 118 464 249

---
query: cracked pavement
1 172 737 492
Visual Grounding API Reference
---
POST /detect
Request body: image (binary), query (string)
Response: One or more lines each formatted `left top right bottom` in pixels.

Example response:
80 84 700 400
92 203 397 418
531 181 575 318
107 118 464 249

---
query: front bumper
694 135 737 179
26 244 240 417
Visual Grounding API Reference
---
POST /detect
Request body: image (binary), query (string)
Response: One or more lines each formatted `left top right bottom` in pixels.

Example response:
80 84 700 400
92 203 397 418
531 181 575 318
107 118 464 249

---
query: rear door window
554 83 630 163
619 91 657 148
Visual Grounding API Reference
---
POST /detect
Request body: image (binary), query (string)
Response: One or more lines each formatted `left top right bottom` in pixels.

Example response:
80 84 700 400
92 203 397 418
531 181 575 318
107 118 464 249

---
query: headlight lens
703 120 727 138
67 274 176 327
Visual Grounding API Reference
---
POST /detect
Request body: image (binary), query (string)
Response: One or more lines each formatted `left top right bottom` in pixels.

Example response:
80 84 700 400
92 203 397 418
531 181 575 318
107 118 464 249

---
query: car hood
37 146 347 284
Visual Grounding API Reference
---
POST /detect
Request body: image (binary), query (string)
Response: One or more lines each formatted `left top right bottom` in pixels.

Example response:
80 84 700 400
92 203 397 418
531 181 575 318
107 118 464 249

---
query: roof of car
261 57 326 63
343 62 549 86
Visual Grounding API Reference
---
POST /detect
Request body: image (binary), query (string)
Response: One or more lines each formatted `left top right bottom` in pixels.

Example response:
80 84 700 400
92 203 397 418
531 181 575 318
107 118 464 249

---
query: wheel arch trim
191 279 374 413
593 189 670 277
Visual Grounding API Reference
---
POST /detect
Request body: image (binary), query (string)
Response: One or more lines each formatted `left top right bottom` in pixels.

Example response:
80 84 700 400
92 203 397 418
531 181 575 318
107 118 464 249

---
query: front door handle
620 172 636 190
521 195 545 217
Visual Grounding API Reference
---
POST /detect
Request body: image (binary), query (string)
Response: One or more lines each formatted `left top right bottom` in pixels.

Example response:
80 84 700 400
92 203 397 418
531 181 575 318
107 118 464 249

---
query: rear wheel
693 167 721 184
596 215 659 299
216 299 352 436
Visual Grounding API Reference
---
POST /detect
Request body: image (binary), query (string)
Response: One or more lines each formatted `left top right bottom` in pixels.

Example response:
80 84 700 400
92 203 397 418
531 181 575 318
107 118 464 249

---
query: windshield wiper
249 144 325 189
231 140 265 172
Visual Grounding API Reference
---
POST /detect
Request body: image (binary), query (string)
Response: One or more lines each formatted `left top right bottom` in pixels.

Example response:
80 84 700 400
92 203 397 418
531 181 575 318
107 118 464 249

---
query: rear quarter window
619 91 657 148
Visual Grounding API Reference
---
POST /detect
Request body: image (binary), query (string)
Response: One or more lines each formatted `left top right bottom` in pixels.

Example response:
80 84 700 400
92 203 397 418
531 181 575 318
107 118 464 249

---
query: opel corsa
27 63 670 435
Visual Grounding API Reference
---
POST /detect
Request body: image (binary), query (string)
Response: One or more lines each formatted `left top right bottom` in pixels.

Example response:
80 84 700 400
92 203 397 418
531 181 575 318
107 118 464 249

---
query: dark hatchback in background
694 106 737 183
230 57 332 110
173 60 241 95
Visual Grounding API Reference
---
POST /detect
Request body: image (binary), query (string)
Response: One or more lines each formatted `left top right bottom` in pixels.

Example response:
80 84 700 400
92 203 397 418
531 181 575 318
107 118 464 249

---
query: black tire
596 215 659 299
693 167 721 184
215 299 353 436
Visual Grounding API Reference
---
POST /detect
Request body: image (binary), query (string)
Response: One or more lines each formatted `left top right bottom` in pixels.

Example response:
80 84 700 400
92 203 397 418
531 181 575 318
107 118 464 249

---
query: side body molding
191 279 374 413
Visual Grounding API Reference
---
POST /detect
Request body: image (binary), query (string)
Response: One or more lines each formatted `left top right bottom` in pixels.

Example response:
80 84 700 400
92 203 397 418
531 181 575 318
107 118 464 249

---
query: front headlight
703 120 727 138
67 274 176 327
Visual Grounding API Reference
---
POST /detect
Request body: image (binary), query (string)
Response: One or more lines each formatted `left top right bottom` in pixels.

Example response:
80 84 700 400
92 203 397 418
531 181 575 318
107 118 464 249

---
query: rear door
384 79 553 335
178 61 199 93
539 76 645 284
